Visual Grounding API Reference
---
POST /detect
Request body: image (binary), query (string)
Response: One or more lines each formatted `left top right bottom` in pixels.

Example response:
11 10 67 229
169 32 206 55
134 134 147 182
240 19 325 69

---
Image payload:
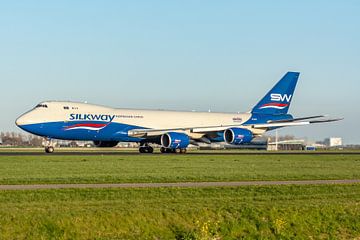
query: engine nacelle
224 128 253 145
93 141 119 147
161 132 190 149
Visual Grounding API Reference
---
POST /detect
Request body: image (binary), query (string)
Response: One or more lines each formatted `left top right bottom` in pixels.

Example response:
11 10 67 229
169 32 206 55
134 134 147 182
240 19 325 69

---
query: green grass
0 184 360 239
1 153 360 239
0 154 359 184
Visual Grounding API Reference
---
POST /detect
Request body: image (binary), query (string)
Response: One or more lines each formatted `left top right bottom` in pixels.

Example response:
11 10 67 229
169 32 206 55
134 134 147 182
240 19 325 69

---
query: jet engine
161 132 190 149
93 141 119 147
224 128 253 145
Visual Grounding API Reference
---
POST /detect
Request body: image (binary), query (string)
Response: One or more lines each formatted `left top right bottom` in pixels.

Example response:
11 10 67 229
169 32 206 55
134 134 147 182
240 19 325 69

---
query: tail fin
251 72 300 115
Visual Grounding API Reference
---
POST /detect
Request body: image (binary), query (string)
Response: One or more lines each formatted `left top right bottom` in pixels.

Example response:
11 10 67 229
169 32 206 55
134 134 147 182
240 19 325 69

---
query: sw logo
258 93 292 110
270 93 292 102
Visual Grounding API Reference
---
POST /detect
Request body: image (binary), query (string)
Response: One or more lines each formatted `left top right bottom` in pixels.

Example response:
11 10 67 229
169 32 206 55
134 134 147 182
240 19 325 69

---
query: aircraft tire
180 148 187 154
45 146 54 154
139 146 154 154
165 148 173 153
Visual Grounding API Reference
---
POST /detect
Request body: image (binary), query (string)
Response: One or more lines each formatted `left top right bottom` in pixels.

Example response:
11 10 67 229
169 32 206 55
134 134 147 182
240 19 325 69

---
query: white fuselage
17 101 252 128
16 101 258 141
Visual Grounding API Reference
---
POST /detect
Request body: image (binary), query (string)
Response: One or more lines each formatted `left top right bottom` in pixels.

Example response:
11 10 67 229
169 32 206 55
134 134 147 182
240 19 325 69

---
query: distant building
324 137 343 147
198 138 268 150
267 139 305 151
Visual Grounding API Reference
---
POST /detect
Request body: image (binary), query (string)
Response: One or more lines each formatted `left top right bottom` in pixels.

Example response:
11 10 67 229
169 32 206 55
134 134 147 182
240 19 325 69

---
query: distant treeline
0 132 43 147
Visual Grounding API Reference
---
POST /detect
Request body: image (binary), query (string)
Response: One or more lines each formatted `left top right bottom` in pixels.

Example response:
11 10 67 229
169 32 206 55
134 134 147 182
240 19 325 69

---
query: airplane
15 72 342 153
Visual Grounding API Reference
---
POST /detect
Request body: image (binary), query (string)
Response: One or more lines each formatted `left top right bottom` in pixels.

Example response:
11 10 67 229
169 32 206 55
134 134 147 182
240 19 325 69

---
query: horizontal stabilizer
251 117 343 129
309 118 344 124
267 115 325 123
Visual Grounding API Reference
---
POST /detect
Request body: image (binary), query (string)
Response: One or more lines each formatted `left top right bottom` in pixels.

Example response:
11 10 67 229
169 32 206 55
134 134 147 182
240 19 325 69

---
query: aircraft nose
15 113 30 127
15 111 42 135
15 116 24 126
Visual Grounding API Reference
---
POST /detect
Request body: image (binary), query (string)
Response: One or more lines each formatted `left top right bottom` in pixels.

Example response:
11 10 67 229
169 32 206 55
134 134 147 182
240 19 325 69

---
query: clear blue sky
1 1 359 144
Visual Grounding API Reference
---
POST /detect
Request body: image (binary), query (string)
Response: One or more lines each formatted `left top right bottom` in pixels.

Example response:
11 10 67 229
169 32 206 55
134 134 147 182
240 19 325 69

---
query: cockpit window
35 104 48 108
63 106 69 110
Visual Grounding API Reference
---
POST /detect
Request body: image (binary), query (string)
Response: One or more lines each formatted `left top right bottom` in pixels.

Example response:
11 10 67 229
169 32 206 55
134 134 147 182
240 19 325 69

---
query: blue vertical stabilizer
251 72 300 115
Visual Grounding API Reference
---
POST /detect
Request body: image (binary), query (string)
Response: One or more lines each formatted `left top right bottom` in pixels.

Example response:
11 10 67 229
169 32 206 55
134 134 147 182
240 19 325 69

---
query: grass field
0 154 359 184
1 152 360 239
0 184 360 239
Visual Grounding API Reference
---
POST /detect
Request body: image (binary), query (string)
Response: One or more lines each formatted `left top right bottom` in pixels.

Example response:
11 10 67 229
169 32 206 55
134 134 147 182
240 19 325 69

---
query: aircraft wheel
139 146 154 153
180 148 187 154
45 146 54 153
139 147 145 153
160 147 166 153
165 148 173 153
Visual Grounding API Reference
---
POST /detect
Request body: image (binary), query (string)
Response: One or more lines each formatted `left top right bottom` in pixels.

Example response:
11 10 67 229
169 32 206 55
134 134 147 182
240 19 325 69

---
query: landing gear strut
139 143 154 153
44 138 55 153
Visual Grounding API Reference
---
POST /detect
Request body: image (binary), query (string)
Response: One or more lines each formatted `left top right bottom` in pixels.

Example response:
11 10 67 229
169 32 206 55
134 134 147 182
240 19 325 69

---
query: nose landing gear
44 138 55 153
45 146 55 153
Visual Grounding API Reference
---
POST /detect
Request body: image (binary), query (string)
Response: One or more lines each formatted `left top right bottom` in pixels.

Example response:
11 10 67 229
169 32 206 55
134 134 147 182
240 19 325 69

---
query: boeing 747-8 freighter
16 72 341 153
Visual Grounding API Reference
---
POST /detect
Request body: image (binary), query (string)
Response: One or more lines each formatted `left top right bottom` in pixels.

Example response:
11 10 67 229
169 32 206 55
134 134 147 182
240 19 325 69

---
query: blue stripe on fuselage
18 121 145 142
17 114 293 142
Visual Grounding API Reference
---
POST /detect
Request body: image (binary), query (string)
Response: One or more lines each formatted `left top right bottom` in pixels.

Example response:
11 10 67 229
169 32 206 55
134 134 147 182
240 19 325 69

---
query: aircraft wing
128 117 342 137
128 124 243 137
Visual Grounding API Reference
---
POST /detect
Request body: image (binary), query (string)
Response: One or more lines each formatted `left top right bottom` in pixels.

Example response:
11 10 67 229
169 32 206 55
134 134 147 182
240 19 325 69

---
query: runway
0 151 359 156
1 179 360 190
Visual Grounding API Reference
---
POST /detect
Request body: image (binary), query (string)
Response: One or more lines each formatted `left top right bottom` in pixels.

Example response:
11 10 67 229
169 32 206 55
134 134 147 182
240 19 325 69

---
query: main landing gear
139 143 154 153
138 143 187 154
44 138 55 153
160 147 187 154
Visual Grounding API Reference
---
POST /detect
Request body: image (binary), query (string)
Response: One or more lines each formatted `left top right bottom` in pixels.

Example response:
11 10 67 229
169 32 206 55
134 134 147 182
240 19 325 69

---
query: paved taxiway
0 179 359 190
